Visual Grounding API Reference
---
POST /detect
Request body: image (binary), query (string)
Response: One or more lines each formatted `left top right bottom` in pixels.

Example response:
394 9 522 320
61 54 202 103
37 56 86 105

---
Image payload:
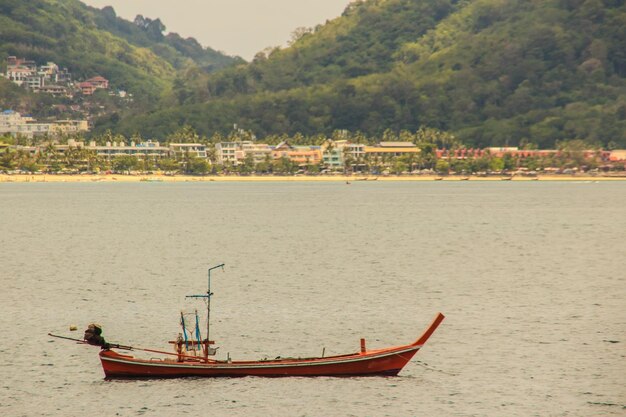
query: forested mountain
0 0 241 103
110 0 626 148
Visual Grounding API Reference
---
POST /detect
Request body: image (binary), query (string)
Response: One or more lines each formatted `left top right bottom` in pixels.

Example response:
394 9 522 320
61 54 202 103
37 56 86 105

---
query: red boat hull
99 313 444 379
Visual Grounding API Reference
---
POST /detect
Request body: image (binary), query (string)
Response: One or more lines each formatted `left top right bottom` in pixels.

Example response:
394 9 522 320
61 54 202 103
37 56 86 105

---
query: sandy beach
1 173 625 183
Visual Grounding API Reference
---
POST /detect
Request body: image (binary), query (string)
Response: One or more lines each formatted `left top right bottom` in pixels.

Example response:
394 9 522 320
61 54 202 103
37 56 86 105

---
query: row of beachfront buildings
215 141 626 167
2 56 113 97
7 139 208 162
6 138 626 170
5 139 416 170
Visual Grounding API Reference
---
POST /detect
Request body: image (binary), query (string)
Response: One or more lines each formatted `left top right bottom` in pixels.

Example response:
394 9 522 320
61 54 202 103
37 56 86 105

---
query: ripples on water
1 182 624 416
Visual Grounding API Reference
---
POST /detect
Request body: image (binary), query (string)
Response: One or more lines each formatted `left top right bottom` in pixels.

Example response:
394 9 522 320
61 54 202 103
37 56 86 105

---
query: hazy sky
82 0 352 60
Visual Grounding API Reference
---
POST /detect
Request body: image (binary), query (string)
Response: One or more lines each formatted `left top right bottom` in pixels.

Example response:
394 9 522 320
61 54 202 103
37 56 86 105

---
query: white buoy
69 325 78 331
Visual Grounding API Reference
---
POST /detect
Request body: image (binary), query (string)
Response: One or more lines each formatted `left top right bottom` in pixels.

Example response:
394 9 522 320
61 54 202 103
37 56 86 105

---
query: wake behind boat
51 264 444 378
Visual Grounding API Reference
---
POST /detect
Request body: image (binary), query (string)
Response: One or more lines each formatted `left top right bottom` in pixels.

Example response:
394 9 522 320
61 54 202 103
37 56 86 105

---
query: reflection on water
1 182 624 416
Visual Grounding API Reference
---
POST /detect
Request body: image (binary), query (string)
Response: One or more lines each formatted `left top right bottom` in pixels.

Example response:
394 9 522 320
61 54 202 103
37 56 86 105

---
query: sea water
0 181 624 416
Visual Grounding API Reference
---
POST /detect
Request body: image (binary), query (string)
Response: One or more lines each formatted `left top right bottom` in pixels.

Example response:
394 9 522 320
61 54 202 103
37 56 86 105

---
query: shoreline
2 174 626 183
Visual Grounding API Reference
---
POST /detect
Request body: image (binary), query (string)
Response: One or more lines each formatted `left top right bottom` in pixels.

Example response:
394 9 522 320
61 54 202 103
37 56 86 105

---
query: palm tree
0 148 16 171
37 142 57 171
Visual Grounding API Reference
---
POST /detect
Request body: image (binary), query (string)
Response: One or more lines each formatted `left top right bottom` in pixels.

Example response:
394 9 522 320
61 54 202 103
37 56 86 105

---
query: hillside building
0 110 89 138
49 120 90 136
0 110 50 138
3 57 71 93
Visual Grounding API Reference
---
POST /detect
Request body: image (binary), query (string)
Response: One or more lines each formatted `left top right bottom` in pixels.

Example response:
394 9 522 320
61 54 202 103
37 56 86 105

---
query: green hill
112 0 626 148
0 0 241 104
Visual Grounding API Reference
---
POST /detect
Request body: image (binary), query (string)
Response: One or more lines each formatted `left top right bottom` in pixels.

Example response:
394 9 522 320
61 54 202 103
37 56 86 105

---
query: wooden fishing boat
99 312 444 378
52 264 445 379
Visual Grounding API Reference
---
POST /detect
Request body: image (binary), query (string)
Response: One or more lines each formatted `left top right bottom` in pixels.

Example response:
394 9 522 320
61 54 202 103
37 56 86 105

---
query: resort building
169 143 208 159
243 142 272 164
321 139 346 170
215 141 273 165
91 140 171 159
49 120 90 136
271 141 322 166
437 148 486 160
321 140 368 170
484 147 610 161
364 142 420 159
0 110 50 138
215 142 244 164
344 142 366 160
322 148 343 170
608 150 626 162
0 110 90 138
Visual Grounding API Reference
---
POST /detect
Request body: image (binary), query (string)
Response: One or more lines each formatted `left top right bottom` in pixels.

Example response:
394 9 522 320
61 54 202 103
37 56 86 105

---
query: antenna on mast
186 263 225 359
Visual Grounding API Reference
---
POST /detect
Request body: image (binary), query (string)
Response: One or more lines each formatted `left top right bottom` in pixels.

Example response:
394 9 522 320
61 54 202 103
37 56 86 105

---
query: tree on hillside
168 125 200 143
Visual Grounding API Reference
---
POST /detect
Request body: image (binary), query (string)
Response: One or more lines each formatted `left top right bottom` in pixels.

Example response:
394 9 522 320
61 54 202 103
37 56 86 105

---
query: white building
215 141 272 165
321 140 366 170
0 110 50 138
91 140 171 159
214 142 241 164
0 110 90 138
242 142 271 164
169 143 208 159
49 120 90 136
3 57 71 91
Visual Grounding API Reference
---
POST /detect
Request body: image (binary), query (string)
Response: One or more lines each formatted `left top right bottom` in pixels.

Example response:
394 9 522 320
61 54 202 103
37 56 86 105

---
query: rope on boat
413 360 457 376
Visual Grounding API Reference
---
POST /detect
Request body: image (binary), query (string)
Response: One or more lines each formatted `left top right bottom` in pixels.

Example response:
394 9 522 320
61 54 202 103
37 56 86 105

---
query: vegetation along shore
2 173 625 184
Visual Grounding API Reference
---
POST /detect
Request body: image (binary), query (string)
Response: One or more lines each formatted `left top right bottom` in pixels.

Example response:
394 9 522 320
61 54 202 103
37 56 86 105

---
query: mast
186 263 224 357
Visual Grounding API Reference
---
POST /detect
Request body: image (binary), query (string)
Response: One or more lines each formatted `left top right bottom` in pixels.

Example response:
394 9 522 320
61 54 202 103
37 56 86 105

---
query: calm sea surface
0 181 624 416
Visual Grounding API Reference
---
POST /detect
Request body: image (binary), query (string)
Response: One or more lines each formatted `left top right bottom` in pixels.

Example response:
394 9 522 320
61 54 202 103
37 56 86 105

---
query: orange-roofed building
271 141 322 166
608 150 626 162
85 76 109 89
364 141 420 158
78 82 97 95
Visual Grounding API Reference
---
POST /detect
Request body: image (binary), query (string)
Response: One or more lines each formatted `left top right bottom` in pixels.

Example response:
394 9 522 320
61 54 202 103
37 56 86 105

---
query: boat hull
100 346 419 378
99 312 445 379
